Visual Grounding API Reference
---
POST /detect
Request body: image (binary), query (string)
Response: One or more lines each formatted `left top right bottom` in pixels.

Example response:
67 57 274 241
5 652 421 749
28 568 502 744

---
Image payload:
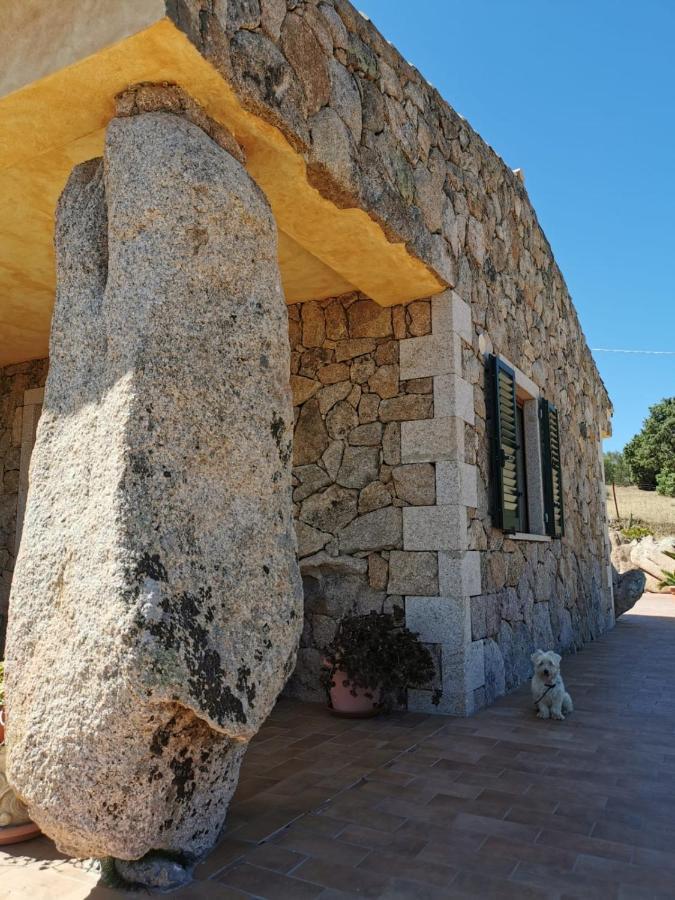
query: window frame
488 354 550 543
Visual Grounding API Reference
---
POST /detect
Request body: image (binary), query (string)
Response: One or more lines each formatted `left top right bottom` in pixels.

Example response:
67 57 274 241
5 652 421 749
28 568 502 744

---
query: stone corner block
431 290 473 344
403 505 467 552
405 595 470 651
438 550 481 597
433 374 474 424
401 417 465 464
467 640 486 691
435 460 478 509
400 333 461 380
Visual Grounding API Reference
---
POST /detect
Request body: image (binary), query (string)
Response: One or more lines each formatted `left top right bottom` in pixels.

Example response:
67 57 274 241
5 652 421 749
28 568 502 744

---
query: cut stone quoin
5 112 302 861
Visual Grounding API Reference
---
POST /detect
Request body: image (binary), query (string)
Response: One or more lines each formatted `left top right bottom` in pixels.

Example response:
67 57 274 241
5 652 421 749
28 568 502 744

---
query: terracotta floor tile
480 834 578 869
273 832 369 867
292 857 392 897
451 811 541 842
452 868 550 898
506 805 594 836
241 842 307 874
11 595 675 899
358 849 457 889
218 862 323 899
510 860 621 899
574 853 675 893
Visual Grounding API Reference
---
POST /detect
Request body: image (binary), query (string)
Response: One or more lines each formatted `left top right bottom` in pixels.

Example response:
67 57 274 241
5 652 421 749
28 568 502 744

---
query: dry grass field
607 484 675 535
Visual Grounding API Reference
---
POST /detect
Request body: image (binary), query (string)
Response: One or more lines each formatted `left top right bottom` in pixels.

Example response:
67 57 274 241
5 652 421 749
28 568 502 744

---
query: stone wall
0 358 48 649
286 293 441 700
466 337 614 709
169 1 614 708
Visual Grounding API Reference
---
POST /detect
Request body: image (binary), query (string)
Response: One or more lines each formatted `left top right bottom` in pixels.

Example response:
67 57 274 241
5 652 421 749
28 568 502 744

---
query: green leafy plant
621 524 653 541
658 550 675 589
656 470 675 498
320 611 435 710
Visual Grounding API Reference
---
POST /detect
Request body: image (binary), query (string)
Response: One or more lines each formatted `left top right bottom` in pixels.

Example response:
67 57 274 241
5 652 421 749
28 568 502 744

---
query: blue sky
356 0 675 451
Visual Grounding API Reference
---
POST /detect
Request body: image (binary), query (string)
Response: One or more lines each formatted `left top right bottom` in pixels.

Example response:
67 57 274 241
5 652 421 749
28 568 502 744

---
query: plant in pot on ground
320 611 435 717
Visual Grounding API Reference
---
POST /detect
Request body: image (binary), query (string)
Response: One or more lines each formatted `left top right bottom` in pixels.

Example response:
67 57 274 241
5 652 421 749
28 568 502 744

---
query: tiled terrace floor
3 593 675 899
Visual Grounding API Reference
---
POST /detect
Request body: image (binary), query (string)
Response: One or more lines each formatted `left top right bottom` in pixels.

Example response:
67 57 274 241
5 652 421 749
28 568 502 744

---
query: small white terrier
531 649 573 720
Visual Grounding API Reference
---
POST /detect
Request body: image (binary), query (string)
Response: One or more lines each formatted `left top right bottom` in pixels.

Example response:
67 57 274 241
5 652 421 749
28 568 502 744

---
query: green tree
603 450 632 486
624 397 675 491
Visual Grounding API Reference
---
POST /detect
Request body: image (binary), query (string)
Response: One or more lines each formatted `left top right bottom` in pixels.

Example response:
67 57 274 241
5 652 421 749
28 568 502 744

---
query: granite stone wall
285 293 443 700
0 358 48 649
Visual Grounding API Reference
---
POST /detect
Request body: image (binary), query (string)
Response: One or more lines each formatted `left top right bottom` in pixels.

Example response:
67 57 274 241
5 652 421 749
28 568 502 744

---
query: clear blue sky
356 0 675 451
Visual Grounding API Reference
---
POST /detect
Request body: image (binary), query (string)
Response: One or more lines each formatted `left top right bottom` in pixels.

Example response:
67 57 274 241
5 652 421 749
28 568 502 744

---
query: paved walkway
3 593 675 898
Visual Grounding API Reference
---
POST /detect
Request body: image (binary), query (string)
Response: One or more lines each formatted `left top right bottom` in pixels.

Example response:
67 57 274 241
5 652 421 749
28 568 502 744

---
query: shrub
320 611 435 710
621 524 653 541
656 470 675 498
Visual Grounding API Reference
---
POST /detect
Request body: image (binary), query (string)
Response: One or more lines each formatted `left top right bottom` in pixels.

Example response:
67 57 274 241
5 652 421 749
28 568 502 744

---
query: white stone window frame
497 355 550 543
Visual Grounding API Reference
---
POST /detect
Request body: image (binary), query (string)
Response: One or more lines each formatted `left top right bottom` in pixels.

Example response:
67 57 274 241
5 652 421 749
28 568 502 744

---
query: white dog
531 649 573 720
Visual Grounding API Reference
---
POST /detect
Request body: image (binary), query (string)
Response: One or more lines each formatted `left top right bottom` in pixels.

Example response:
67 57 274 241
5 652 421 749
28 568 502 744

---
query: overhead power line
591 348 675 356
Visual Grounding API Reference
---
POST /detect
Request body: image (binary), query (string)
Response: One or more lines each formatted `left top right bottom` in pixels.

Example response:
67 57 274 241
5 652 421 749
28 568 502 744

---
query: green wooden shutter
540 398 565 537
487 355 519 533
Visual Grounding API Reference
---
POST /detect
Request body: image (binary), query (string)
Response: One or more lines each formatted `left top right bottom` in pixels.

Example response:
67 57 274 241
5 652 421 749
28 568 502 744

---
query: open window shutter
487 355 519 532
540 398 565 537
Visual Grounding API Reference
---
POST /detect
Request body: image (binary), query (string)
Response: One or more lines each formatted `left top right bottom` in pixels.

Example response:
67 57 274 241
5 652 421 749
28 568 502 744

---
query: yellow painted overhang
0 17 446 366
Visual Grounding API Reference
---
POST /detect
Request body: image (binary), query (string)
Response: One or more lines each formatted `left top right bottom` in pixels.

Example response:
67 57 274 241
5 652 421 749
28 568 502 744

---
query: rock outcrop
611 530 675 596
612 567 647 618
5 111 301 863
629 535 675 592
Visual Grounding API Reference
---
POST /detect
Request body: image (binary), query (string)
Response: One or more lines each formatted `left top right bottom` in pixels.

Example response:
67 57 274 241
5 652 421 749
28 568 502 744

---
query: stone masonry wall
285 293 442 701
0 358 48 649
466 331 614 708
171 0 614 708
172 0 609 417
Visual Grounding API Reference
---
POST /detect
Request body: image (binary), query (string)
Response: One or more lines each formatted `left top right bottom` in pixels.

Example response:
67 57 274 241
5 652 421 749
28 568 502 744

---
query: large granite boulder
612 567 647 618
5 112 302 864
629 535 675 590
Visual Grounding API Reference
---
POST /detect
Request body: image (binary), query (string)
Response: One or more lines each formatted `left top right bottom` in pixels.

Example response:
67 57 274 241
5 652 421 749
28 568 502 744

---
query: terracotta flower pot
328 669 380 718
0 730 41 845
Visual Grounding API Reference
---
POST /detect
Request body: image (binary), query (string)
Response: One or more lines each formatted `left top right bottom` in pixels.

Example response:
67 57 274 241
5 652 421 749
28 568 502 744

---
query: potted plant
0 660 41 845
320 611 435 717
658 551 675 595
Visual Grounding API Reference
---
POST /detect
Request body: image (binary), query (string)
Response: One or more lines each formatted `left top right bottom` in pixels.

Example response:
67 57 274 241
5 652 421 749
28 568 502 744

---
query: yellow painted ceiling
0 18 445 367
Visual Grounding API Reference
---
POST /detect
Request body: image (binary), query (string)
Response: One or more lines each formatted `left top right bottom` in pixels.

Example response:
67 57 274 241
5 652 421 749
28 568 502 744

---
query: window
486 354 564 539
515 401 529 533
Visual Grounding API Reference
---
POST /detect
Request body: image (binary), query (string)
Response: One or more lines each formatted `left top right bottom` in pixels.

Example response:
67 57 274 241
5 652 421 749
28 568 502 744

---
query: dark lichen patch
236 664 256 706
170 752 196 803
150 720 174 756
270 411 291 465
136 552 168 584
129 452 152 478
145 586 247 725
